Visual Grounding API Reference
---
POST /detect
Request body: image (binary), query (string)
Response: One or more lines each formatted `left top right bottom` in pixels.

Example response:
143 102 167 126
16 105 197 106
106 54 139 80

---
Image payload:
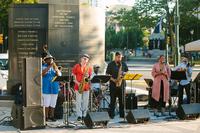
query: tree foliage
0 0 12 29
179 0 200 45
106 7 143 50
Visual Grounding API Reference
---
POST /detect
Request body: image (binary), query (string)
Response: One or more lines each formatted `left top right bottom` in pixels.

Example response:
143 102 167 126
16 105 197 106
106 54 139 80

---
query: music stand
171 71 187 80
52 76 76 128
90 75 111 111
122 73 143 122
167 71 187 118
144 78 153 88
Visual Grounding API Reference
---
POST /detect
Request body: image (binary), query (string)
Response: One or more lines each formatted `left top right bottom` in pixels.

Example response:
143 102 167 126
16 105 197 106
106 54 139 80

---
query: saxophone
78 65 89 94
116 62 123 87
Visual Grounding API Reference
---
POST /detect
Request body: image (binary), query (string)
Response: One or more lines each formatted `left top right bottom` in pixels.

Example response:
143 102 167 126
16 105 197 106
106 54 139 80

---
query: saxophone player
106 52 128 119
72 54 92 121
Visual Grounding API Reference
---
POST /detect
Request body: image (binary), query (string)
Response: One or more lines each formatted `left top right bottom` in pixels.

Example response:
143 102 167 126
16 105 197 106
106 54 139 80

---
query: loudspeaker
126 109 150 123
23 106 45 130
11 104 45 130
11 104 23 129
84 112 110 128
126 93 137 110
22 58 42 107
176 103 200 120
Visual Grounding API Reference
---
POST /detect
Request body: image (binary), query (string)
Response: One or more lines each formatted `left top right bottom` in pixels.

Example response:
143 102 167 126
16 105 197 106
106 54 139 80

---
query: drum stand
54 71 76 128
98 86 110 111
90 75 111 112
62 81 76 127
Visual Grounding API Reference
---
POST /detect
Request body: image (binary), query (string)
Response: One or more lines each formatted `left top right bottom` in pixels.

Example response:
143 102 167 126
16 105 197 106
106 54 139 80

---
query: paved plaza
1 106 200 133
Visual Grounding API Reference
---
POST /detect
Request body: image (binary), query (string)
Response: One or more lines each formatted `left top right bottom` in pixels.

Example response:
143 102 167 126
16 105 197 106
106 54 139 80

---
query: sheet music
123 73 143 80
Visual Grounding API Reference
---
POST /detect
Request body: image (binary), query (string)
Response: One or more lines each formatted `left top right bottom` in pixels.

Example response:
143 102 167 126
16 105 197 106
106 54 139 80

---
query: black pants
109 84 124 118
152 80 166 109
178 83 190 107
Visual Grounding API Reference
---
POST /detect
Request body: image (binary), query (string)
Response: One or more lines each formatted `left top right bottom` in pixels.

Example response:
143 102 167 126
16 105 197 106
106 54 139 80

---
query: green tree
0 0 12 29
179 0 200 45
106 7 143 50
0 0 12 52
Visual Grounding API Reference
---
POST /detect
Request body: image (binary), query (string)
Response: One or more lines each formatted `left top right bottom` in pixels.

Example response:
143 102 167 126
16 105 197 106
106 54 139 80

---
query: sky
105 0 135 6
80 0 135 7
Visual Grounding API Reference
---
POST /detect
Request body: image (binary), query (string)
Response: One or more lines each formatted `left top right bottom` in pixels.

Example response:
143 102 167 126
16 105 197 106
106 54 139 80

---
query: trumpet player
106 52 128 119
42 54 61 121
174 57 192 107
72 54 92 121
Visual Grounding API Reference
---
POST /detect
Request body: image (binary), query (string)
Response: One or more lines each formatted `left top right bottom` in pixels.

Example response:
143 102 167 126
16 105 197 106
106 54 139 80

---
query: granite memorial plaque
8 4 48 94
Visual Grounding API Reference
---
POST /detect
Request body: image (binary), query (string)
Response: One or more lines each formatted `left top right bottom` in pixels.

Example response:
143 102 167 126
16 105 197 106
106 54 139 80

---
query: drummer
91 65 101 97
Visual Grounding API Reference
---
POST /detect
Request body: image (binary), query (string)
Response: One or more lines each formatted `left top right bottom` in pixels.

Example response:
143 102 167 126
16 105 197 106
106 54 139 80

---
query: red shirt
72 63 92 91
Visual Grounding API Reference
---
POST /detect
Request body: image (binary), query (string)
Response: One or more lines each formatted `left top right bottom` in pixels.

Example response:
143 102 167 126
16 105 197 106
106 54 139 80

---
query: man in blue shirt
42 54 61 121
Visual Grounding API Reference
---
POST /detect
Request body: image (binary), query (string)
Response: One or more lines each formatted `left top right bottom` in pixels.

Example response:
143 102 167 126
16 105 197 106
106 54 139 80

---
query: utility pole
174 0 180 66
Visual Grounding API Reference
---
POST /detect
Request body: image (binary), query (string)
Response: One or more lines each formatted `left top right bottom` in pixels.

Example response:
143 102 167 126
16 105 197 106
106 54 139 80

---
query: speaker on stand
11 58 45 130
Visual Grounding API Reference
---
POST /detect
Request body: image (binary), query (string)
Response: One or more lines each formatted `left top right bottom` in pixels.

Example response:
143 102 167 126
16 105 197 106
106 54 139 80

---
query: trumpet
52 61 58 70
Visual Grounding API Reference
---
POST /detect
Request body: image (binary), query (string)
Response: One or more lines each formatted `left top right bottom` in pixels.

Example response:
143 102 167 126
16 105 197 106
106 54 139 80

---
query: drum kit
89 75 111 112
90 82 110 112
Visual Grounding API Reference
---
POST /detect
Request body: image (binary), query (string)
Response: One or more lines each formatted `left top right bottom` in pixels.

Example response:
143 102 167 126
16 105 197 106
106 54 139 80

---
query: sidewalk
1 105 200 133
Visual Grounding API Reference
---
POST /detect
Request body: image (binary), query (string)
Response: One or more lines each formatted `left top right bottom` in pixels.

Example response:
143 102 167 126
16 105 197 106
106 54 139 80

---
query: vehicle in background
0 53 8 94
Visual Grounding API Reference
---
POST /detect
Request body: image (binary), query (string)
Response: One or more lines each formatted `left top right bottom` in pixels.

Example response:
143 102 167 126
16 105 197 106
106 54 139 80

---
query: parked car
0 53 8 92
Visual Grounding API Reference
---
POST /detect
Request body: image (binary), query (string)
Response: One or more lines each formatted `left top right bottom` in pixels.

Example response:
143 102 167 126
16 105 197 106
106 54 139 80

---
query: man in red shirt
72 54 92 121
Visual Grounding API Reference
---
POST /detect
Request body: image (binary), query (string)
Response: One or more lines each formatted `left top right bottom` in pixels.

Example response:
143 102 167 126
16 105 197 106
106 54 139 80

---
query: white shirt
91 72 100 91
174 62 192 85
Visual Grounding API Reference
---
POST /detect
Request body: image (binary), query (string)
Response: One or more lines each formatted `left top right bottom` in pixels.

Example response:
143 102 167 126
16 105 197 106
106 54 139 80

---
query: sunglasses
83 57 88 60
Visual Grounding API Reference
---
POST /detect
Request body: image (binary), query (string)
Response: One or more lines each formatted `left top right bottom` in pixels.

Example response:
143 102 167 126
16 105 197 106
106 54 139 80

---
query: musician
174 57 192 107
72 54 92 121
91 65 101 97
106 51 128 119
151 55 171 116
42 54 61 121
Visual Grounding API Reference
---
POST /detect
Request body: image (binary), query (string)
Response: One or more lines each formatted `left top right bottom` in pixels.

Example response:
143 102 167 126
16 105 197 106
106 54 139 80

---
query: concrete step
0 95 15 100
0 100 14 107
